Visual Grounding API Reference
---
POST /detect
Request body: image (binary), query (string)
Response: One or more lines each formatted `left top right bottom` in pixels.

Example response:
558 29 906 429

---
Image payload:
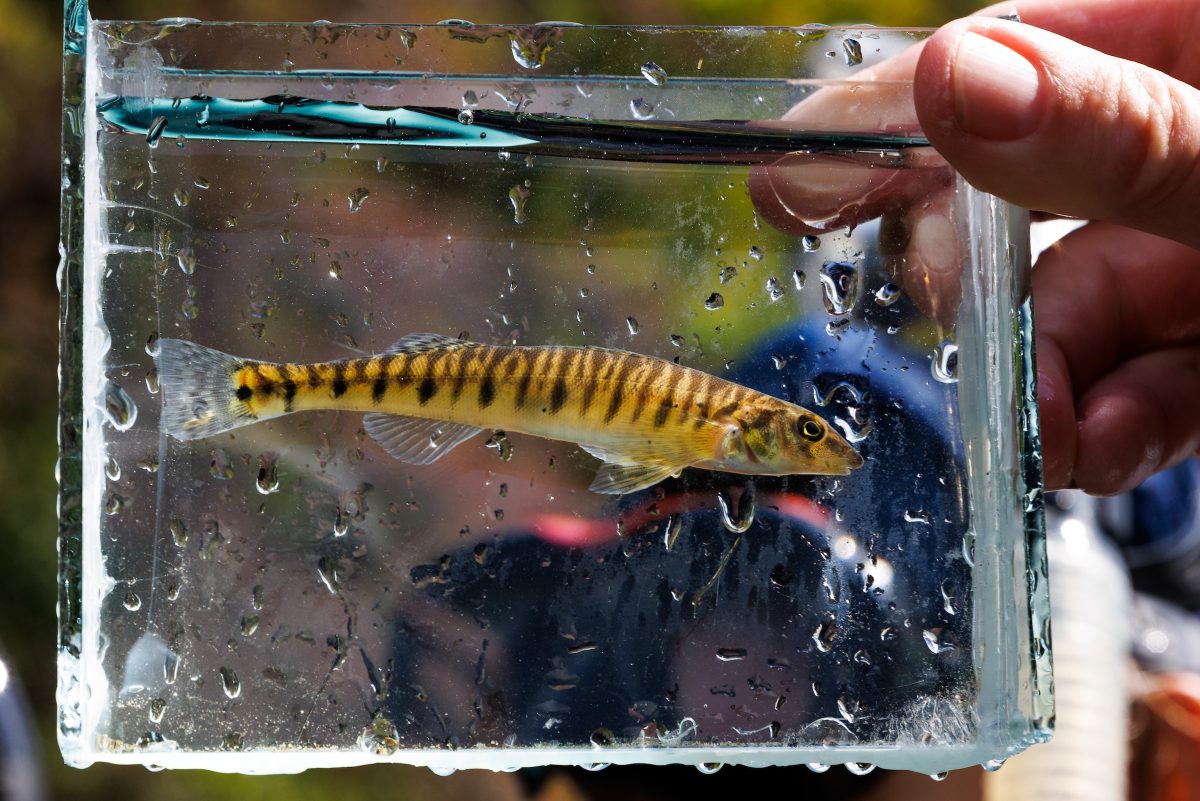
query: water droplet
241 615 259 636
845 762 876 776
582 763 610 772
508 184 530 224
716 647 746 661
922 628 955 654
940 577 960 618
103 381 137 431
485 431 513 461
209 448 234 480
123 590 141 611
347 187 370 213
317 556 340 594
716 485 755 533
148 698 166 724
819 261 859 315
826 318 850 336
429 766 457 776
842 38 863 66
146 116 168 147
719 265 738 284
333 507 349 537
930 771 949 782
104 455 121 481
144 366 159 395
640 61 668 85
932 340 959 383
219 667 241 699
963 529 977 567
510 26 558 69
457 108 475 125
462 89 479 107
771 355 787 370
749 244 764 261
880 626 896 641
358 717 399 755
812 619 837 653
662 514 682 551
670 334 685 348
873 282 902 307
180 296 200 320
765 276 784 302
983 758 1007 772
163 650 181 685
255 454 279 494
590 727 615 748
704 292 725 311
173 188 190 207
626 316 640 336
630 97 655 120
169 519 187 547
903 509 930 524
806 763 830 773
837 693 859 723
802 234 821 252
696 763 723 775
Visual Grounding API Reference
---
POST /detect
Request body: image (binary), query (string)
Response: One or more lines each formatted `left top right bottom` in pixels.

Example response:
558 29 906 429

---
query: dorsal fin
384 332 469 355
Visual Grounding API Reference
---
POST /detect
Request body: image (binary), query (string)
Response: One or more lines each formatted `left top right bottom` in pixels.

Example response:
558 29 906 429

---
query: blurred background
6 1 987 799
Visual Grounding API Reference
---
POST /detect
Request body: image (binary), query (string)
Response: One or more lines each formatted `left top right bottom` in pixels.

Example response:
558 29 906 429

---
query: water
64 20 1048 773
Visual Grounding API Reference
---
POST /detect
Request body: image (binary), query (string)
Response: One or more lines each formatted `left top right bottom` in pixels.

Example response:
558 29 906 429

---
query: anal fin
363 413 481 465
589 462 684 495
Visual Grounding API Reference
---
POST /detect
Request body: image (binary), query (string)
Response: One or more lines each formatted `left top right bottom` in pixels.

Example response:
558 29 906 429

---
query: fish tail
156 338 257 440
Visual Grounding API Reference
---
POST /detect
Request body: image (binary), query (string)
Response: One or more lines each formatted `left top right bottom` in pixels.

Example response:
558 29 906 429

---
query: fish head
720 407 863 476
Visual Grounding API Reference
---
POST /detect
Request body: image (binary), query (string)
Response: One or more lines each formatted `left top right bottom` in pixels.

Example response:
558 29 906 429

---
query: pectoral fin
363 413 482 465
589 462 684 495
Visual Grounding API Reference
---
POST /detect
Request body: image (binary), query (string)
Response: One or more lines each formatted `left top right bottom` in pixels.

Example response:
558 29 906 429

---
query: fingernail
953 32 1042 140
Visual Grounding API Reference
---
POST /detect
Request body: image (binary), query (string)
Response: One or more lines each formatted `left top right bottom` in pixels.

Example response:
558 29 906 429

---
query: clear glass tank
58 6 1052 775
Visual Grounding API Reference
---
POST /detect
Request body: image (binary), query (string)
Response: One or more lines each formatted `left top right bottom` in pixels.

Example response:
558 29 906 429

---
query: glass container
58 6 1052 774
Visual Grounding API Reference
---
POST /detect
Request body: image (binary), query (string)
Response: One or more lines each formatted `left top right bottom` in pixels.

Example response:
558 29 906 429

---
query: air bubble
696 763 723 775
845 762 876 776
802 234 821 252
457 108 475 125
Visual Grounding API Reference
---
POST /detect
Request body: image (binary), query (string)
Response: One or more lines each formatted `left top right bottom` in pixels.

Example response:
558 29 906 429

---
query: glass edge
88 20 937 33
58 0 89 762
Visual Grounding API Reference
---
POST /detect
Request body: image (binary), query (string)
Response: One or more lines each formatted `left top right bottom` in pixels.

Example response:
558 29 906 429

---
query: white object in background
985 493 1131 801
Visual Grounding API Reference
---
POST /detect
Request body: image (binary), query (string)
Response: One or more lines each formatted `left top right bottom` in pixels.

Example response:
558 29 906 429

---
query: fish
155 333 863 494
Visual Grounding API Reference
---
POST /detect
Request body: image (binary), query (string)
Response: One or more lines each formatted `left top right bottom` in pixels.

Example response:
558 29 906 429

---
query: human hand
751 1 1200 495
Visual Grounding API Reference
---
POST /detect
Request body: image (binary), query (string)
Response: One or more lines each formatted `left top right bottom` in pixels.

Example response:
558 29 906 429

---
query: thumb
915 18 1200 248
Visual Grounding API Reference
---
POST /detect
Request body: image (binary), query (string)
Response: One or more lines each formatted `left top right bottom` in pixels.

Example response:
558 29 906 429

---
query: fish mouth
824 435 865 473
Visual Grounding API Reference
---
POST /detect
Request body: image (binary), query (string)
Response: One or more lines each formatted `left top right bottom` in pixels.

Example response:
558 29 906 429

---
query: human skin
751 0 1200 496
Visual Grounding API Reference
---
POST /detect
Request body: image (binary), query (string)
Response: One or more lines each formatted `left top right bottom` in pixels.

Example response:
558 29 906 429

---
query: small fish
155 333 863 494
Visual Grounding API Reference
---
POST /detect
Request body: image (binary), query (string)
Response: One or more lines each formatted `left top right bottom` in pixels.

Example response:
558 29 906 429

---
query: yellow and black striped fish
156 333 863 494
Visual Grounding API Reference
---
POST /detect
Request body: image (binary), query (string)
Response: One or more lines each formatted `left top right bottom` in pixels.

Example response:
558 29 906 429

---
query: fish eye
799 419 824 442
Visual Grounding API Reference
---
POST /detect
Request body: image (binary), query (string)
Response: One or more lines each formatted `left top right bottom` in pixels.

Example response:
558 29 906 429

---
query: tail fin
155 339 257 441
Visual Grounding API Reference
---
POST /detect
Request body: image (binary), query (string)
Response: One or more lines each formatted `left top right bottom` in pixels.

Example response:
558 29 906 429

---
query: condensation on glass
58 4 1052 775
